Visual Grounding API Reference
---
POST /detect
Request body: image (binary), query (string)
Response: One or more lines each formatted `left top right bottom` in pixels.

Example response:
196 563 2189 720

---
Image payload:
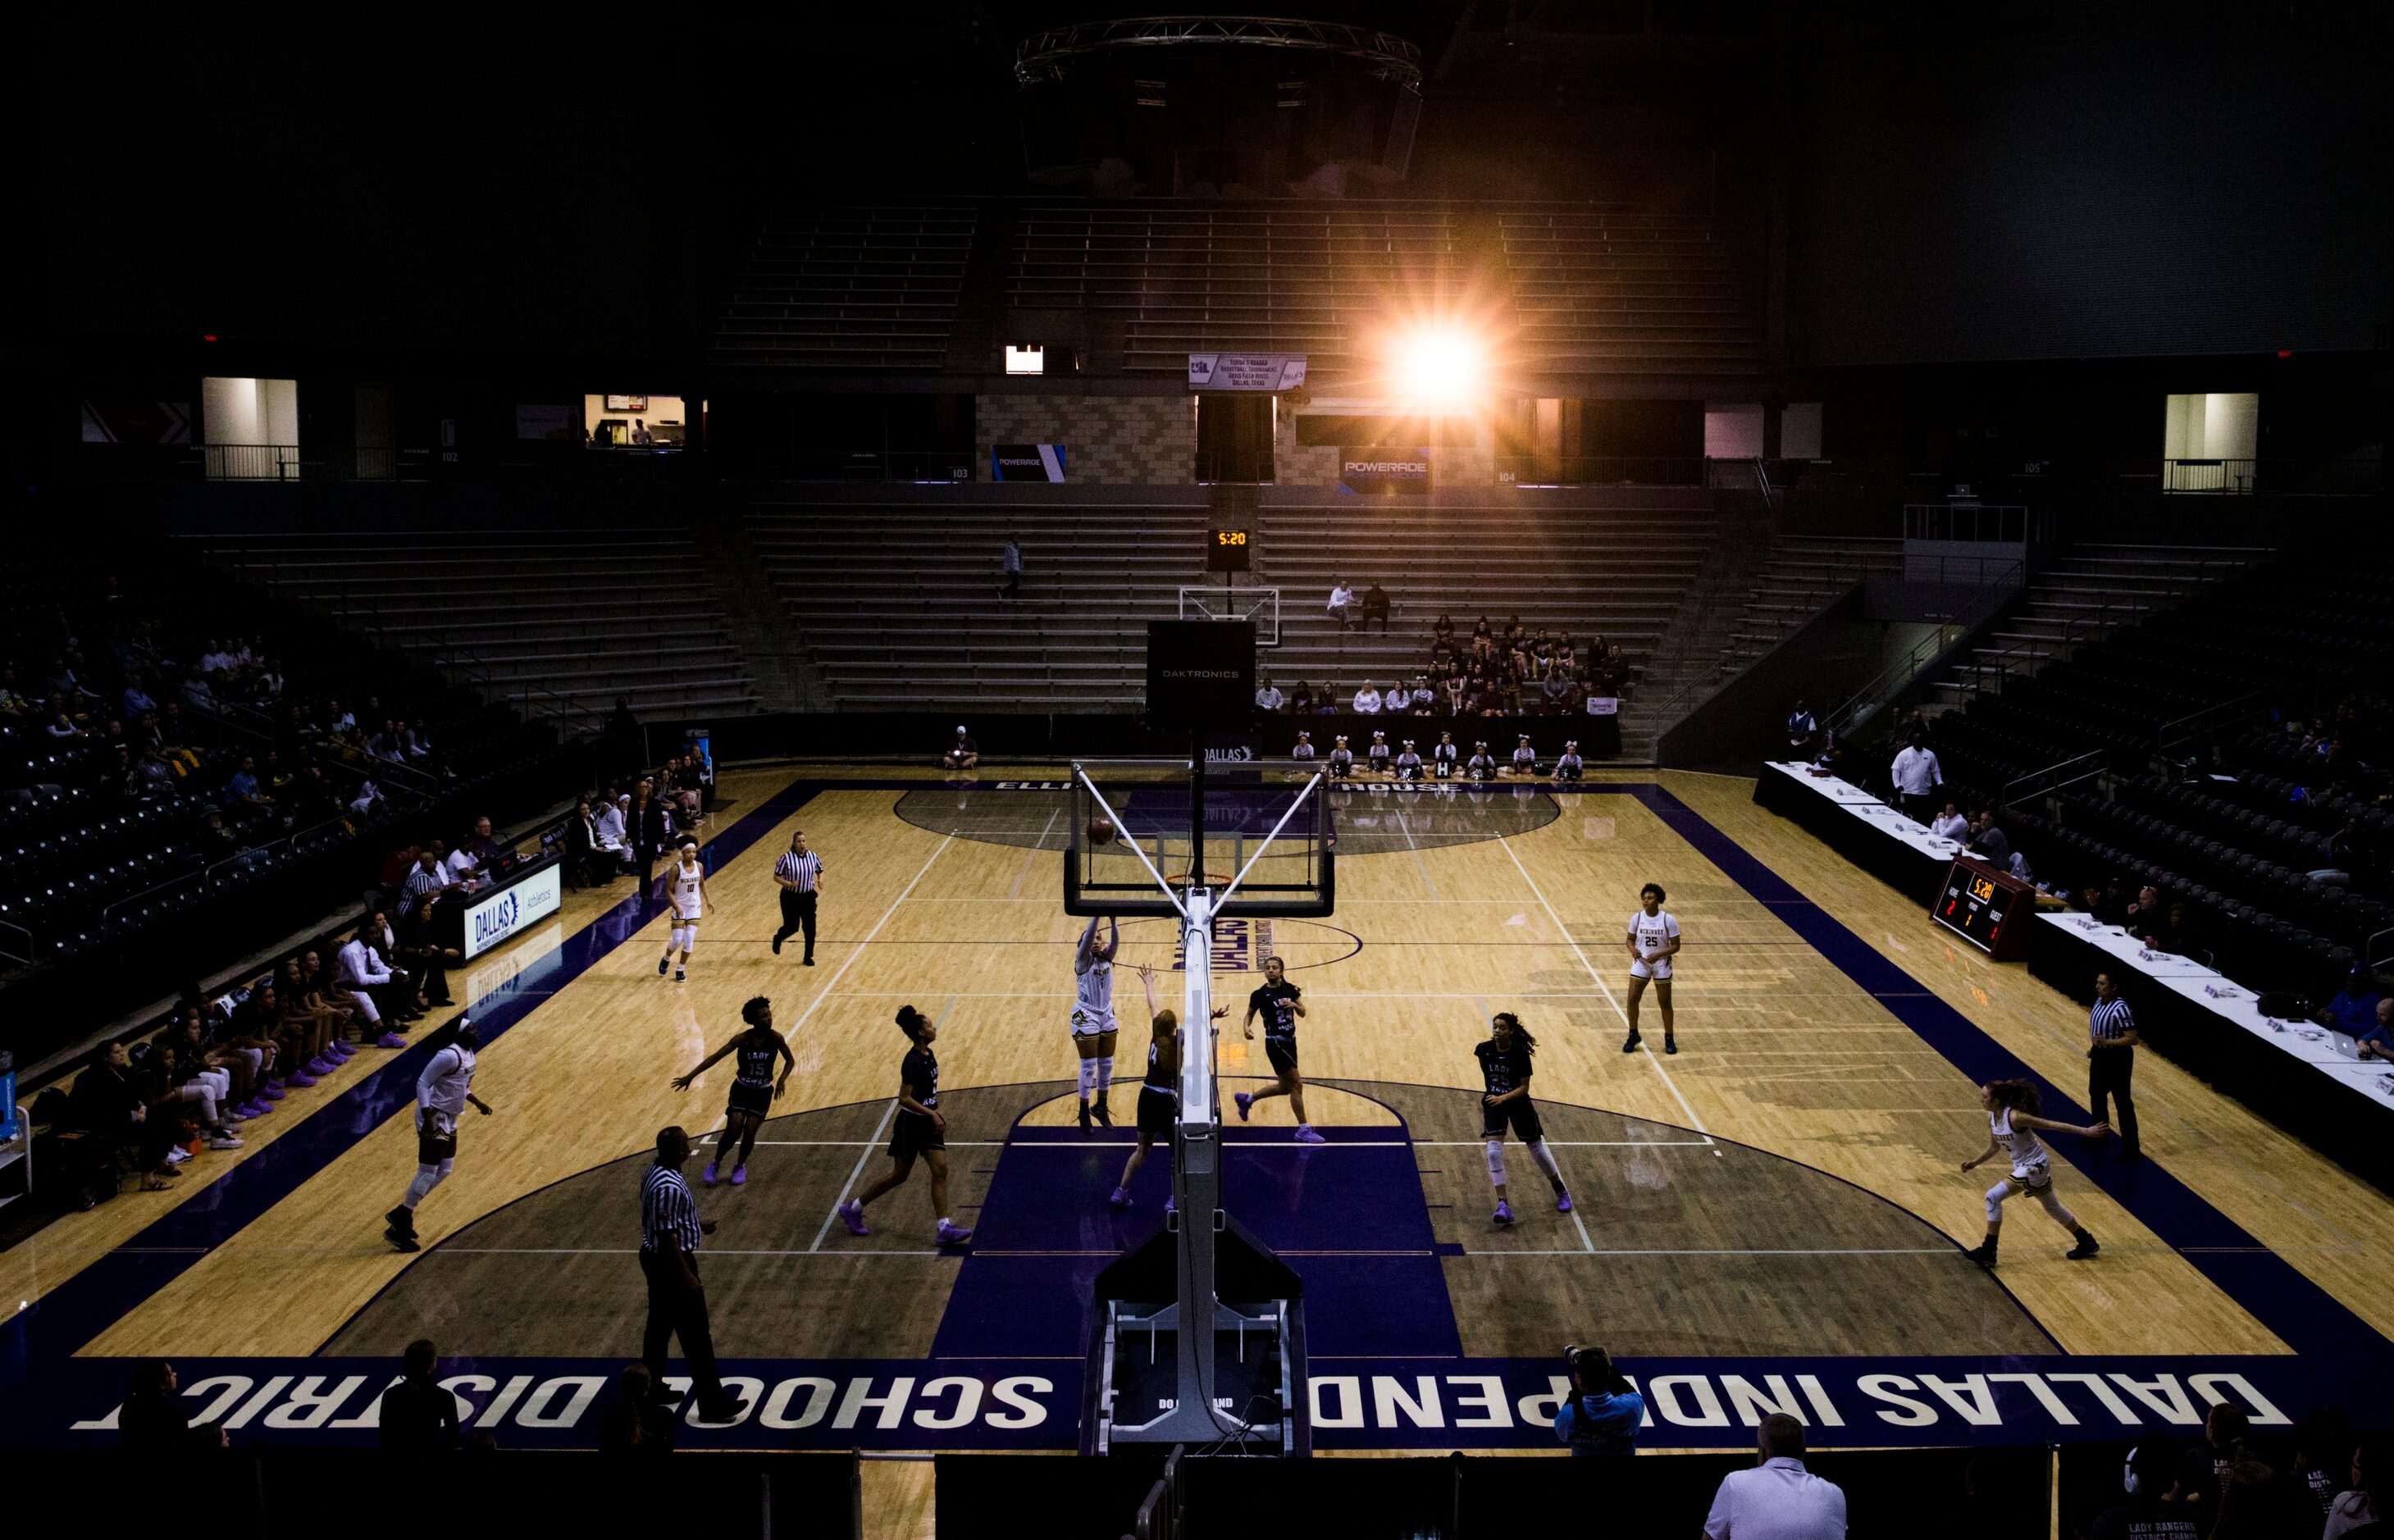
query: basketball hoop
1167 872 1236 895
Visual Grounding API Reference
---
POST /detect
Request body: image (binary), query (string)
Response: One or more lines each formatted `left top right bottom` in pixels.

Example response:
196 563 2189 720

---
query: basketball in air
1088 816 1117 846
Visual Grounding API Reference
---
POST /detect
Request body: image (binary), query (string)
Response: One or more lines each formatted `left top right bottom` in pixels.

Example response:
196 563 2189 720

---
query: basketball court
11 752 2394 1527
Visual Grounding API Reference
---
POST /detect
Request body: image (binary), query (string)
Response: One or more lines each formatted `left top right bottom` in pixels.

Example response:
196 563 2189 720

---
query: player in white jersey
1072 914 1122 1134
1621 882 1681 1055
384 1018 493 1251
657 839 712 982
1959 1078 2106 1268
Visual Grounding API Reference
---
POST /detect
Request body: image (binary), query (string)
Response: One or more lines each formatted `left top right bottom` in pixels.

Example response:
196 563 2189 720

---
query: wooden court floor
10 762 2394 1529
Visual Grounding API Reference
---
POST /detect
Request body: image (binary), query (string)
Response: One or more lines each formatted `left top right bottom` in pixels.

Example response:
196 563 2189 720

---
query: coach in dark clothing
627 777 671 891
378 1338 462 1449
640 1126 740 1424
121 1360 223 1449
2087 972 2142 1161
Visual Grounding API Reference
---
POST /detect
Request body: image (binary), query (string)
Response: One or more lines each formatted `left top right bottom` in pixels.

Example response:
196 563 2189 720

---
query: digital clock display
1933 858 2021 956
1215 531 1247 545
1206 527 1253 572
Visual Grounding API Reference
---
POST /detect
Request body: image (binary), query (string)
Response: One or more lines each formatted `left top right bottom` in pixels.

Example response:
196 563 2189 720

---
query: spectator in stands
1541 663 1572 714
119 1360 226 1451
45 698 80 739
2320 968 2385 1041
1703 1413 1845 1540
594 788 630 873
2081 876 2129 927
226 754 274 815
942 727 979 773
1432 613 1455 649
1255 675 1285 714
376 1338 461 1450
1443 672 1466 717
1786 699 1819 760
2089 1441 2190 1540
1289 681 1314 715
1360 581 1391 634
121 677 157 717
597 1364 676 1451
1889 731 1945 824
179 665 216 711
1353 681 1383 715
349 776 385 816
338 918 410 1049
1327 577 1354 631
1384 679 1411 715
1551 1344 1642 1456
998 533 1022 602
1968 812 2013 871
1930 800 1972 844
2354 998 2394 1064
2326 1441 2383 1539
1312 682 1338 716
662 757 702 825
563 795 606 887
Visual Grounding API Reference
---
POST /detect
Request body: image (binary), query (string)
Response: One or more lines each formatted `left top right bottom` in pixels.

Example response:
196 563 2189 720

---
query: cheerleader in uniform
1510 735 1538 777
1466 741 1498 781
1327 736 1354 780
1395 740 1424 781
1433 731 1459 780
1556 741 1584 782
1366 731 1393 776
1960 1079 2105 1267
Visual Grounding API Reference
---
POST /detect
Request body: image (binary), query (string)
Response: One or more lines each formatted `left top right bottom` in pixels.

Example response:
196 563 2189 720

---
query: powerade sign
1342 449 1430 494
990 443 1066 482
462 863 562 961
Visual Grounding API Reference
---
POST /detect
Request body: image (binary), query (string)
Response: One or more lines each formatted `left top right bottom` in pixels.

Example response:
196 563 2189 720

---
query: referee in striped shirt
770 830 823 965
639 1126 741 1422
2086 973 2142 1162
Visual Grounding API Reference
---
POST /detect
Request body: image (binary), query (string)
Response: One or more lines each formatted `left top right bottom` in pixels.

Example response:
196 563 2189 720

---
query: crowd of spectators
556 758 714 890
1257 609 1630 721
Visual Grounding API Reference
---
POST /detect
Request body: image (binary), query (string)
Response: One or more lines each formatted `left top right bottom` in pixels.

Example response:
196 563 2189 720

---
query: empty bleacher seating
709 205 978 371
186 531 763 722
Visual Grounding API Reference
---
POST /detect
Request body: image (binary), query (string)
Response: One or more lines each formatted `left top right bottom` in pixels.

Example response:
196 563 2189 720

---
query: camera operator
1553 1343 1644 1457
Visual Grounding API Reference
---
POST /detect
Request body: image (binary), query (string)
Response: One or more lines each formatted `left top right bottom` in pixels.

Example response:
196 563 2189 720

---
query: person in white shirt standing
1703 1415 1847 1540
384 1019 493 1252
1327 578 1355 631
1929 800 1972 844
1622 882 1681 1055
1888 731 1945 825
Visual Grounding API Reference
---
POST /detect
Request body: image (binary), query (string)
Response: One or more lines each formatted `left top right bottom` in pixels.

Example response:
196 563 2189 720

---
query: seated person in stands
592 786 630 868
1968 812 2013 872
2355 997 2394 1063
1314 681 1338 716
1432 613 1455 649
1327 577 1355 631
1289 681 1315 715
2078 875 2128 927
1442 671 1466 717
942 726 978 772
1366 731 1392 774
1930 801 1972 843
1352 681 1382 716
226 754 273 813
2319 968 2384 1041
1556 741 1584 782
2123 884 2165 935
1255 675 1285 714
1327 736 1354 779
1291 731 1316 763
2145 900 2196 955
1555 633 1577 672
1541 663 1572 714
2326 816 2365 877
563 795 608 886
1360 582 1391 634
1503 614 1525 648
1411 675 1435 716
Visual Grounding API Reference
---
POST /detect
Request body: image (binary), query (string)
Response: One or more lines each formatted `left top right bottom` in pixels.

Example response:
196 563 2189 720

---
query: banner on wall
991 444 1066 482
1341 449 1430 494
1189 353 1307 392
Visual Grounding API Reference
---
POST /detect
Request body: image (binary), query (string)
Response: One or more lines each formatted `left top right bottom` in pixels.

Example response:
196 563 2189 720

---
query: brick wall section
976 394 1194 483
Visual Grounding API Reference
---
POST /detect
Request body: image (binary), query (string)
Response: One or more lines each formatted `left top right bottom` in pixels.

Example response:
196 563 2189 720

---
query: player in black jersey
1477 1012 1573 1224
1110 964 1225 1210
1233 955 1325 1143
837 1005 973 1246
672 996 793 1188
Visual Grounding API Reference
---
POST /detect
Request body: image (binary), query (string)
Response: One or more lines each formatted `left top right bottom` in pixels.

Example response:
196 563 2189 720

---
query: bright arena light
1392 326 1486 409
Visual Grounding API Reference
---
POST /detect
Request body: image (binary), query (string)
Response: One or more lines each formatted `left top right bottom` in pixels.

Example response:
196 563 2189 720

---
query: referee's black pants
773 890 818 960
639 1248 727 1404
2088 1045 2140 1156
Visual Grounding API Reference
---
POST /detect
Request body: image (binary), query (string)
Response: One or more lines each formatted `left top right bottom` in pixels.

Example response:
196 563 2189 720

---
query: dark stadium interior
5 5 2392 1533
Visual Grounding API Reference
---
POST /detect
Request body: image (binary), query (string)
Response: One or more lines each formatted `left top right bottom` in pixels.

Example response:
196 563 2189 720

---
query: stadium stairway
183 531 764 723
1928 544 2266 708
749 501 1211 712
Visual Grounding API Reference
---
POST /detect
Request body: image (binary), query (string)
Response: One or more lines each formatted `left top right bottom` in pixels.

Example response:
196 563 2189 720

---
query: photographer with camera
1552 1344 1644 1457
